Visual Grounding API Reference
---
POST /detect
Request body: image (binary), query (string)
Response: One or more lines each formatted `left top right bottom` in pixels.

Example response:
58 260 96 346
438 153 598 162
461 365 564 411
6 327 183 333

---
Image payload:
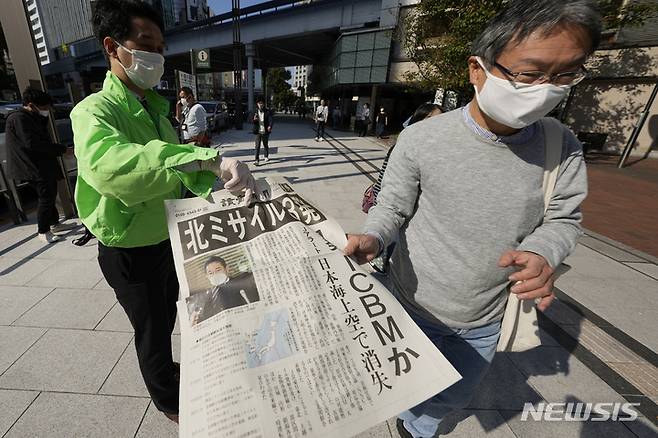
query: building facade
293 65 308 96
24 0 51 65
35 0 94 61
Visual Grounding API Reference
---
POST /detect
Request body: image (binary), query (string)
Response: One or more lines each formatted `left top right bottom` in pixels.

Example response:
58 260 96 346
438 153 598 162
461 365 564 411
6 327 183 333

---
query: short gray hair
472 0 602 65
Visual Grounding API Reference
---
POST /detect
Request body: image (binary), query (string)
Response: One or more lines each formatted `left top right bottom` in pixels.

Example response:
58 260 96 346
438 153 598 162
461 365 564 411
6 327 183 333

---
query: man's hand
498 250 555 311
267 126 272 133
344 234 380 264
201 156 256 206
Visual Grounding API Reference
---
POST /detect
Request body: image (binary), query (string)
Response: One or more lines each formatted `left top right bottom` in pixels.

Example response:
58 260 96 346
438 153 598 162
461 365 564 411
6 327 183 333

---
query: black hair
256 95 265 104
92 0 165 46
408 103 442 126
363 103 369 108
204 256 227 271
179 86 194 97
22 87 52 107
472 0 601 65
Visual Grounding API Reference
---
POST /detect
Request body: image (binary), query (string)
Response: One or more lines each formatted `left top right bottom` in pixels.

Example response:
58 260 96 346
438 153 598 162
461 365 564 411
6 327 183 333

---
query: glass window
340 52 356 68
339 68 354 84
357 33 375 50
370 66 388 83
375 31 392 49
354 67 371 83
341 35 357 52
372 49 390 66
356 50 373 68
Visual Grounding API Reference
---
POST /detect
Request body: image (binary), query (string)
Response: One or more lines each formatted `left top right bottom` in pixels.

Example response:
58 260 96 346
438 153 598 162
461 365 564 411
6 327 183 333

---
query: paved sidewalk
0 119 656 437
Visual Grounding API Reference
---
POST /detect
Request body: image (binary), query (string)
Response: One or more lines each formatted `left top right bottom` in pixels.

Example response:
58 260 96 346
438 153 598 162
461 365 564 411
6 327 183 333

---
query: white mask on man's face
115 40 165 90
208 272 228 286
474 57 571 129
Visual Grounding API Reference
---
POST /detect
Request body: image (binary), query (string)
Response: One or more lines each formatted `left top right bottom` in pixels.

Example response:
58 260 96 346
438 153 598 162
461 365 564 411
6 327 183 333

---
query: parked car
198 100 228 133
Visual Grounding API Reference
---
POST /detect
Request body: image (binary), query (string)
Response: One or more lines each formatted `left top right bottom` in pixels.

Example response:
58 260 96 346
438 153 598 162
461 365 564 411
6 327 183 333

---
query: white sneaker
38 231 60 244
255 159 260 166
263 157 270 163
51 222 77 233
319 137 324 141
315 137 319 141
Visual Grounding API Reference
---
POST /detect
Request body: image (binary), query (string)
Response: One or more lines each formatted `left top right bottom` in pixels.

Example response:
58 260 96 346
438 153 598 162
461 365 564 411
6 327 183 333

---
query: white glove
201 156 256 205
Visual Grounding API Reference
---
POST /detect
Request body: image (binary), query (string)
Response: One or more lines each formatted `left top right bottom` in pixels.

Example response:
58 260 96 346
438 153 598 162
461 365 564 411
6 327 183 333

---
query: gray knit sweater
365 106 587 328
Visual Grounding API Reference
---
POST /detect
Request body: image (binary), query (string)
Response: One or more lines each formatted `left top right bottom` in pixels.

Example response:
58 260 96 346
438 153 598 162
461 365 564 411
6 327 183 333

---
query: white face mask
474 57 571 129
208 272 228 287
115 41 165 90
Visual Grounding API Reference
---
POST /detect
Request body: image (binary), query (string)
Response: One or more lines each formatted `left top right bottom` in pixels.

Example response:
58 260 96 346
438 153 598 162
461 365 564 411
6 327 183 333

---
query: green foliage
266 67 296 109
402 0 658 95
402 0 505 94
598 0 658 29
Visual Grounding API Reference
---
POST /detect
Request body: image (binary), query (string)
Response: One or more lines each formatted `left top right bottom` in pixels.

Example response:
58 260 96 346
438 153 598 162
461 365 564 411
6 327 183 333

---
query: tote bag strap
540 118 563 213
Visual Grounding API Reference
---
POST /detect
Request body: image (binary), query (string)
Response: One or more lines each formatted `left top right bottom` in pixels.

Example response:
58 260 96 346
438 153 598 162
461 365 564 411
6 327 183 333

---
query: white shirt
182 103 207 140
258 109 266 134
316 105 328 122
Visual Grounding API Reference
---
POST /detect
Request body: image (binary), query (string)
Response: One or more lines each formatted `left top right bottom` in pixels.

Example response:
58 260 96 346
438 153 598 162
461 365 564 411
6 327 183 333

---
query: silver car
198 101 228 133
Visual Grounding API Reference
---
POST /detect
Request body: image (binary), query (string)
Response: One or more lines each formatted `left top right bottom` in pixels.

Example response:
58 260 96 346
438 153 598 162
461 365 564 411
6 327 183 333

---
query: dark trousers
29 179 59 234
255 133 269 160
359 121 369 137
98 240 180 414
316 121 325 138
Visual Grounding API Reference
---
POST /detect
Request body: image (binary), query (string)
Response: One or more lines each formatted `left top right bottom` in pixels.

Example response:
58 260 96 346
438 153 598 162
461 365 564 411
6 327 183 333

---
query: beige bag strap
496 118 564 352
541 118 563 212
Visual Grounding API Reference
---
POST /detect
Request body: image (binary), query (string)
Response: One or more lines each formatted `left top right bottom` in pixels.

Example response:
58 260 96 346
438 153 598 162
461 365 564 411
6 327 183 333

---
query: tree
266 67 295 109
402 0 658 96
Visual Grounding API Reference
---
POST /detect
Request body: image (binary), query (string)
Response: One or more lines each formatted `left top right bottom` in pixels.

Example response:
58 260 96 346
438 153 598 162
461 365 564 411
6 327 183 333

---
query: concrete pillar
262 68 269 106
246 43 256 114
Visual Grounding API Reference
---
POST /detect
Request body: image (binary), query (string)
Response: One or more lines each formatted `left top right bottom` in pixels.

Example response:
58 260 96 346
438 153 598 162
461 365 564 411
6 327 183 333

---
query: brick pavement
577 154 658 258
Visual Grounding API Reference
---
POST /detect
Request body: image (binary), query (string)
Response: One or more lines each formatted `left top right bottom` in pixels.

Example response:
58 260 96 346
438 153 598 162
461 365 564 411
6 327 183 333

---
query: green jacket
71 71 217 248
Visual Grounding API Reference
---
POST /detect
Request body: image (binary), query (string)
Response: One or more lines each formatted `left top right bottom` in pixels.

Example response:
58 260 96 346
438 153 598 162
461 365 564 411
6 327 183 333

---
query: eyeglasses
493 62 587 86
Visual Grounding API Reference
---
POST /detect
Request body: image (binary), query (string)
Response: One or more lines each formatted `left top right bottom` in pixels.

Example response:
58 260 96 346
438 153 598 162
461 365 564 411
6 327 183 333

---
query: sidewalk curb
583 228 658 265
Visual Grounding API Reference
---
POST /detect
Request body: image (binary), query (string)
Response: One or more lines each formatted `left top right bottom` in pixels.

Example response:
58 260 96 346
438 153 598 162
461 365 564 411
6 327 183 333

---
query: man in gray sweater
344 1 601 437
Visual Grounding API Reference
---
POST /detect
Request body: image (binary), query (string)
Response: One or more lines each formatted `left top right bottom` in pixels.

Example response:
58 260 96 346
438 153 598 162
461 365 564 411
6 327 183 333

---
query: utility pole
618 82 658 168
232 0 243 129
190 49 196 77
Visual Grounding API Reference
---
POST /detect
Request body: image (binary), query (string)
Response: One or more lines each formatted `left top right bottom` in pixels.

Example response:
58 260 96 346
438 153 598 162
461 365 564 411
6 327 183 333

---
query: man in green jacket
70 0 255 423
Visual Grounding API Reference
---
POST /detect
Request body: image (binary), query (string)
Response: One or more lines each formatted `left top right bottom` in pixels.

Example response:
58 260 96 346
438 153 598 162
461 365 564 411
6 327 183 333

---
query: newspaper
166 177 461 438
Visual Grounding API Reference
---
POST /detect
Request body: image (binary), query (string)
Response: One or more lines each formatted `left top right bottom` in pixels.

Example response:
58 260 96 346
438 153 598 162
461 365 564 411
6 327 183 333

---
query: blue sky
208 0 268 14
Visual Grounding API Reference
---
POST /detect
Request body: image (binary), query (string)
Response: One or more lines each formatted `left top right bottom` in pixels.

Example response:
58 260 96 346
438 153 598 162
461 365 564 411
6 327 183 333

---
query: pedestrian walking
345 1 600 437
375 107 388 138
5 87 75 244
315 99 328 141
71 0 255 424
176 86 209 146
253 96 273 165
358 103 371 137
